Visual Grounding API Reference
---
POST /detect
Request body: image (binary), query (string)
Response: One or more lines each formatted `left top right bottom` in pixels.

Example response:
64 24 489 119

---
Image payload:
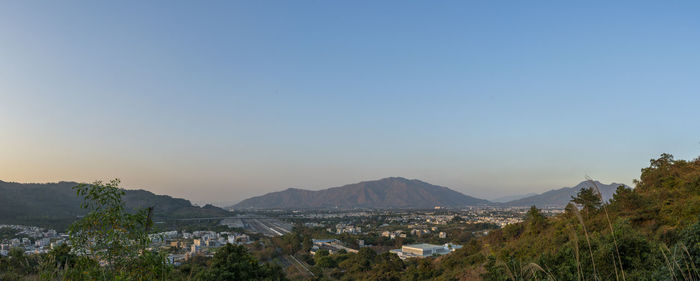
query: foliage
194 243 288 281
0 247 41 280
480 154 700 281
5 154 700 281
571 187 601 218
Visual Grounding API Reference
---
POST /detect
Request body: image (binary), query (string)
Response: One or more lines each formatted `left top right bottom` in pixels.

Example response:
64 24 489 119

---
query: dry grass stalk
666 244 692 281
661 244 678 281
524 262 557 281
568 203 600 280
680 244 699 279
586 177 626 281
610 251 620 281
496 260 517 281
567 224 583 281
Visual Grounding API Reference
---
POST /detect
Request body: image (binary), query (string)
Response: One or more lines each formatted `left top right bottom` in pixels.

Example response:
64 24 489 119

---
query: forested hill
305 154 700 280
0 180 231 230
232 177 491 209
471 154 700 280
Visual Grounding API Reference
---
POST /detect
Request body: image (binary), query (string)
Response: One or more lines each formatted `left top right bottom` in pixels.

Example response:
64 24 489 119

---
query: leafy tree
48 244 76 269
281 232 302 254
315 249 329 257
65 179 170 280
525 206 547 232
69 179 152 269
302 236 313 252
316 255 337 268
196 243 287 281
40 243 78 279
1 247 40 278
572 187 602 217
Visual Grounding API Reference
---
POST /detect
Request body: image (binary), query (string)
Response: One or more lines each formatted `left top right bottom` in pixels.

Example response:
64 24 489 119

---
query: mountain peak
504 181 627 208
232 178 489 209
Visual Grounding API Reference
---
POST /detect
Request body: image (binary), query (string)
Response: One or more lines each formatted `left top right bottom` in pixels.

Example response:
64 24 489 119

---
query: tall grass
566 224 583 281
680 244 700 278
567 203 600 280
496 259 558 281
661 244 679 281
586 178 626 281
523 262 557 281
661 243 700 281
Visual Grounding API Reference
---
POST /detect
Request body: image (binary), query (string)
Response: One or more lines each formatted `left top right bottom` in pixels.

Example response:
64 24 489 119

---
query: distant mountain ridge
0 180 231 230
231 177 490 209
491 193 538 203
503 181 626 207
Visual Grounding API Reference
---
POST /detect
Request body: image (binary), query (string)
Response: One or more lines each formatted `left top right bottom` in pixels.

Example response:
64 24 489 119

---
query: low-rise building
390 243 462 259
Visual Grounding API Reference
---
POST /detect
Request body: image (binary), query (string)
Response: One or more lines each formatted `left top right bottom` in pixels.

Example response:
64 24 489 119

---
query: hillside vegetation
1 154 698 281
0 181 231 230
286 154 699 280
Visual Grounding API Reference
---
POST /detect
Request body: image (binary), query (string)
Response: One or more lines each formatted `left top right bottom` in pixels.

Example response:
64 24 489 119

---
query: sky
1 1 699 205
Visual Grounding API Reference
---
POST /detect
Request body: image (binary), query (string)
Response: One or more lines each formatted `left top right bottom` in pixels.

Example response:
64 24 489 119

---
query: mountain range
502 181 624 207
0 180 231 230
231 177 491 209
231 178 627 209
0 178 628 228
490 193 538 203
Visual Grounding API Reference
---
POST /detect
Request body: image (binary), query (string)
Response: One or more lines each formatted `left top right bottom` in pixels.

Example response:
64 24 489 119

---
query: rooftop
402 243 442 250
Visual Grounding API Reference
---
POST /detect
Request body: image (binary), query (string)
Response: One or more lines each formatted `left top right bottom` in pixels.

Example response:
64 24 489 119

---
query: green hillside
313 154 700 280
0 180 232 230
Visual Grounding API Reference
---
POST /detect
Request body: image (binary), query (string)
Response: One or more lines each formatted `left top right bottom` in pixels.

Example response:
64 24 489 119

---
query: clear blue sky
1 1 699 205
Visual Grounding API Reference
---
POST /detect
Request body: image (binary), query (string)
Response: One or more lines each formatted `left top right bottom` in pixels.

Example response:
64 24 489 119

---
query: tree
196 244 287 281
302 237 313 252
316 255 337 268
571 187 602 217
281 233 302 254
69 179 151 267
526 206 547 232
67 179 168 280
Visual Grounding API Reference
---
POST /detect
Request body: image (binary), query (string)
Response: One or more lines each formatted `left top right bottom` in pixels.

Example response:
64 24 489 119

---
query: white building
35 238 50 247
390 243 462 259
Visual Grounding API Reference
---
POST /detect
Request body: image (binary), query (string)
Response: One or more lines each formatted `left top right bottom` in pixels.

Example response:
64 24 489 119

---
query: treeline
2 154 699 280
0 179 286 281
271 154 700 280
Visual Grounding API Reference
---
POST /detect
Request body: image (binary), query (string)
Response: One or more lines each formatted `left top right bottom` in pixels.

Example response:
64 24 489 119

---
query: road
156 215 293 237
220 216 293 237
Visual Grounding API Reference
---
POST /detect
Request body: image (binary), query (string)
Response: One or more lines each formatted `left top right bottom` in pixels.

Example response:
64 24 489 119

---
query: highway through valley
219 216 293 237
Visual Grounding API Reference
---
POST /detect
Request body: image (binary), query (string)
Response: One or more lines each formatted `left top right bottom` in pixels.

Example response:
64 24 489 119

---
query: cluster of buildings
329 223 362 234
0 224 257 266
381 226 447 239
0 225 67 256
460 207 529 227
409 228 431 237
381 230 407 239
389 243 462 259
386 213 457 225
471 216 523 227
150 230 252 265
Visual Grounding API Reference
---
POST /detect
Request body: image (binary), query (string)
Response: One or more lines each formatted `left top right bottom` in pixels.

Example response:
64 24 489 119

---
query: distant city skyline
1 1 699 204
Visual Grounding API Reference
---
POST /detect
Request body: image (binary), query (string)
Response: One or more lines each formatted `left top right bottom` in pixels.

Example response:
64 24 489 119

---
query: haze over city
2 1 699 205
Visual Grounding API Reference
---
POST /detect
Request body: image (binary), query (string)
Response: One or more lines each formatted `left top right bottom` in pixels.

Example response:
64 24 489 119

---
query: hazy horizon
2 1 699 204
0 176 652 207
